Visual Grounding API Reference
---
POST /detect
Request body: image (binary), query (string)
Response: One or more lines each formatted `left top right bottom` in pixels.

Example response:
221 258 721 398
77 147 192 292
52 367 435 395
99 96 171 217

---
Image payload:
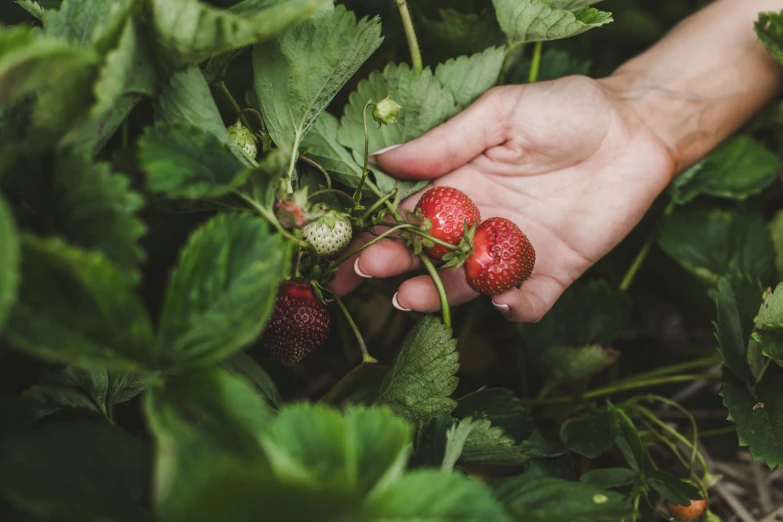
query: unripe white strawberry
301 210 352 258
226 121 257 159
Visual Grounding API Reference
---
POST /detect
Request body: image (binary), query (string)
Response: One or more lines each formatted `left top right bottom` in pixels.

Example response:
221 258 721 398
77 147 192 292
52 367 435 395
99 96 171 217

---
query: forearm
601 0 783 173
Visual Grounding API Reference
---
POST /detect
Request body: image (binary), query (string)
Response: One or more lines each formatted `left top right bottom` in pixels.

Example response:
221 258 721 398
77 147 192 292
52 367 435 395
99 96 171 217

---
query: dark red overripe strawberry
464 217 535 295
414 186 480 261
260 280 330 366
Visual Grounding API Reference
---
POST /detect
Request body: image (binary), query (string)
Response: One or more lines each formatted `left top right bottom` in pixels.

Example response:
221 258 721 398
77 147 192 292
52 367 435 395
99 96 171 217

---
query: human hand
330 76 676 322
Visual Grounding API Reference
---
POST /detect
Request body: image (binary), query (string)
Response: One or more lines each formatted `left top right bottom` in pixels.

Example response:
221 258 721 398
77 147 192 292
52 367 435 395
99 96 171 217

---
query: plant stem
497 43 522 85
354 101 375 203
396 0 423 72
360 190 398 221
329 224 413 269
615 356 722 384
635 405 710 479
300 156 331 189
522 373 722 407
419 253 451 328
308 189 355 206
332 294 377 363
235 191 313 250
216 81 250 129
619 199 676 292
372 222 460 251
528 41 544 83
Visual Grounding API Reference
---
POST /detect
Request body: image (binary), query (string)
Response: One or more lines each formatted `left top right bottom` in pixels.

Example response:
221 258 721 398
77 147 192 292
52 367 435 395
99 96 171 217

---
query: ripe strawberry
414 186 480 261
301 210 352 258
260 280 331 366
665 499 708 522
464 217 535 295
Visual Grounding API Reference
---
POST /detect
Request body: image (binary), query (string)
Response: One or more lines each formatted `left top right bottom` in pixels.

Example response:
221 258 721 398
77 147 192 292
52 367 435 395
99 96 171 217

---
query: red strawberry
414 186 480 261
464 217 535 295
260 280 330 366
665 499 708 522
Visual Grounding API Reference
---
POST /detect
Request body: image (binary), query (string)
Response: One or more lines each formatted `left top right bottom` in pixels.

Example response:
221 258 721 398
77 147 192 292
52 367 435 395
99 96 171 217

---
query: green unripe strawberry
372 97 401 126
301 210 352 258
226 121 257 158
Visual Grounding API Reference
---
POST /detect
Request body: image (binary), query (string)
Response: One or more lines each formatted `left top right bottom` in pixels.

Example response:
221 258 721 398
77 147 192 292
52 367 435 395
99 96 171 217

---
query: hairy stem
333 294 377 363
396 0 423 72
216 81 251 129
372 222 459 251
308 189 355 206
354 101 375 203
528 41 544 83
300 156 332 189
619 199 676 292
419 253 451 328
614 355 722 384
360 190 398 221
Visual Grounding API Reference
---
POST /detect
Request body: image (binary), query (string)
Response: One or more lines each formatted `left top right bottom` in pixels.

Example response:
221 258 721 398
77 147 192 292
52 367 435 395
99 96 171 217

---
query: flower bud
372 97 401 126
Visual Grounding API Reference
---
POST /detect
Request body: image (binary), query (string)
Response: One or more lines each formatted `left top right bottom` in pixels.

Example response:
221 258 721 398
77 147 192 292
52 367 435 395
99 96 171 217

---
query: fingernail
354 258 373 279
392 292 412 312
370 144 401 157
492 301 510 314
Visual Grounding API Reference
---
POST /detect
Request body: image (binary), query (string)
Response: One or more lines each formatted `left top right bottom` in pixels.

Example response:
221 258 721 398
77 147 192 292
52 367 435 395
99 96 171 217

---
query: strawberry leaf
376 315 459 423
419 8 505 60
721 373 783 469
560 406 619 459
453 387 534 442
252 5 383 154
540 344 618 383
579 468 638 489
219 350 283 408
14 0 49 19
672 135 781 205
458 417 531 466
748 283 783 373
0 195 20 333
44 0 132 54
434 47 505 110
491 0 612 45
4 236 155 371
156 212 291 369
611 404 646 474
756 11 783 67
646 470 703 506
770 210 783 280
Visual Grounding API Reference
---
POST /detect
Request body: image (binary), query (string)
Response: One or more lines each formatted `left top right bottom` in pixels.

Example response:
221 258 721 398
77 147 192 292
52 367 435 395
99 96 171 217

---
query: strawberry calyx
441 222 477 269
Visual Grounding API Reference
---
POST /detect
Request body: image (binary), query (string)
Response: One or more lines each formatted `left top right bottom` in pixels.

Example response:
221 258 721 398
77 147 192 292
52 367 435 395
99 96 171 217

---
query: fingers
374 87 513 180
489 275 566 323
393 268 478 313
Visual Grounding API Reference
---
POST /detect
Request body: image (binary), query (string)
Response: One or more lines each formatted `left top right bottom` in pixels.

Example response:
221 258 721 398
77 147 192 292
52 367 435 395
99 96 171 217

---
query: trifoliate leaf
646 470 703 506
145 367 275 509
673 135 781 205
0 195 19 333
419 8 505 59
0 420 151 522
540 344 618 383
756 11 783 67
139 124 251 199
721 373 783 469
710 273 763 383
156 212 291 368
219 351 283 408
493 475 633 522
435 47 505 110
453 388 534 442
659 207 776 285
4 236 154 371
24 366 145 419
376 315 459 423
560 406 619 458
338 63 456 196
253 5 383 153
146 0 330 68
579 468 638 489
491 0 612 45
50 152 146 279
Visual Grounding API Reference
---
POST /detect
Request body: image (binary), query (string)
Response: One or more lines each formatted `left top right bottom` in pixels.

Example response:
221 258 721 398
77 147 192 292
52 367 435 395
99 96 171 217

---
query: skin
332 0 783 322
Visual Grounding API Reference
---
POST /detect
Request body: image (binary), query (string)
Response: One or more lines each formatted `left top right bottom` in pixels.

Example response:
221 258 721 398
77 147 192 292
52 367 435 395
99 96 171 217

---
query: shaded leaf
541 344 618 383
156 212 290 368
409 412 453 469
419 9 505 59
508 48 591 84
647 469 702 506
219 350 283 408
45 0 132 53
458 417 530 466
453 387 534 442
750 283 783 369
560 406 619 458
319 361 389 407
0 195 20 332
611 404 646 473
376 315 459 423
580 468 638 489
770 210 783 280
492 0 612 44
434 47 505 109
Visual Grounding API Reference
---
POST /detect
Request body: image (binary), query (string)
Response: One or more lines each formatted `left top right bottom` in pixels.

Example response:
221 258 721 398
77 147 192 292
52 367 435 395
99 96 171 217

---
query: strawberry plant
1 0 783 521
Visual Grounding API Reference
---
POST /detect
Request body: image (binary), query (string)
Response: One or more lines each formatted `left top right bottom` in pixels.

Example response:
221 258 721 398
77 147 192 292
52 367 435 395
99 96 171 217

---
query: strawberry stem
396 0 423 72
328 224 413 269
234 190 315 252
619 199 676 292
528 42 544 83
373 222 460 251
360 189 397 221
308 188 354 206
353 101 375 204
299 155 331 189
418 253 451 328
332 294 377 364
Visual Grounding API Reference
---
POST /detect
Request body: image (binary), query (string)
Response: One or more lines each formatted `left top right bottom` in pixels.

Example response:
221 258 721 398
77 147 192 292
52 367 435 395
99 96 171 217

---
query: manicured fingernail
370 144 401 156
392 292 412 312
354 258 372 279
492 301 510 314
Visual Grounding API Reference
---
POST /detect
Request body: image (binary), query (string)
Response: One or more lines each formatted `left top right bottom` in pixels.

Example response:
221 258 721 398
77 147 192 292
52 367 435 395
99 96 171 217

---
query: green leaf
458 417 531 466
493 475 633 522
4 236 154 371
560 406 619 458
0 195 20 332
376 315 459 423
659 207 776 285
419 9 505 59
156 212 290 368
453 387 534 442
721 373 783 469
750 283 783 369
15 0 49 19
579 468 638 489
756 12 783 67
45 0 132 53
252 5 383 153
673 136 781 205
508 48 592 84
440 416 475 472
219 351 283 408
491 0 612 45
611 404 646 473
24 365 144 418
319 361 389 407
338 63 457 196
518 280 630 358
710 273 762 383
646 470 703 506
365 469 512 522
770 210 783 280
434 47 505 110
540 344 618 383
51 152 146 279
146 0 331 68
0 420 151 522
139 124 250 199
409 412 453 469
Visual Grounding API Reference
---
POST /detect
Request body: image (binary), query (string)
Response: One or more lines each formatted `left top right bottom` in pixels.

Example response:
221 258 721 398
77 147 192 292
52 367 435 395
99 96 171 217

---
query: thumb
374 87 513 180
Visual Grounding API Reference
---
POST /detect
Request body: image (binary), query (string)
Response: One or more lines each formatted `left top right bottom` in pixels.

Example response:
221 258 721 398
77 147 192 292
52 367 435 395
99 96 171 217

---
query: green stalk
360 190 398 221
419 253 451 328
300 156 331 189
332 294 377 363
216 81 250 129
353 101 375 203
618 199 676 292
308 189 355 206
328 224 414 269
396 0 423 72
372 222 460 251
614 356 722 384
235 191 313 251
527 41 544 83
